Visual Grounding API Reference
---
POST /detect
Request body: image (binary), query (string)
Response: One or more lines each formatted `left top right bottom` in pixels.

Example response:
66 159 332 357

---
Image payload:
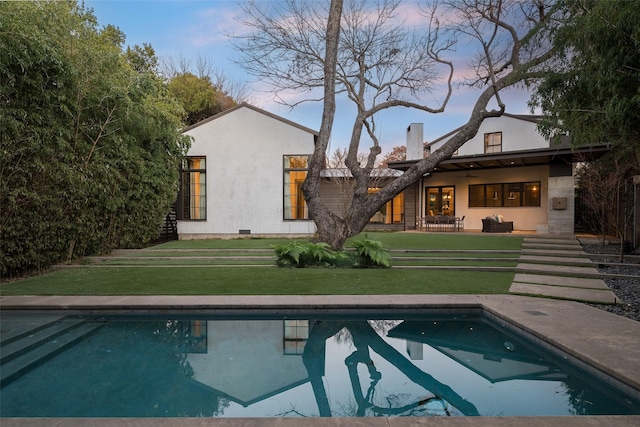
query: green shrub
273 239 390 268
273 241 335 267
352 238 392 268
333 251 356 268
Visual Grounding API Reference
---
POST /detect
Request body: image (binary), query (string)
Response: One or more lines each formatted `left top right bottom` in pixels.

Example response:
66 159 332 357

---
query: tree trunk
302 0 343 249
308 77 507 250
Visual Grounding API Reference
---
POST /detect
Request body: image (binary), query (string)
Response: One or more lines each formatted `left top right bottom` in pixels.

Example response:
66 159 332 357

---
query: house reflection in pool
185 320 311 407
178 316 639 417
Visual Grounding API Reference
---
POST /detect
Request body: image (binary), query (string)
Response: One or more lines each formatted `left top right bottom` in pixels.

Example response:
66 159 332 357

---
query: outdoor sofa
482 216 513 233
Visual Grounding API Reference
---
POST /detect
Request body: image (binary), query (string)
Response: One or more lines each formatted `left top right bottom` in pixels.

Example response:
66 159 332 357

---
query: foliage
576 151 639 260
0 1 189 277
273 241 337 267
166 72 235 126
380 146 407 167
273 238 391 268
352 238 392 268
531 0 640 152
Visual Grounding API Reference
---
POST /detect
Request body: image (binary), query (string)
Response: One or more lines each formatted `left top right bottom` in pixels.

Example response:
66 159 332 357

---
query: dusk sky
84 0 535 154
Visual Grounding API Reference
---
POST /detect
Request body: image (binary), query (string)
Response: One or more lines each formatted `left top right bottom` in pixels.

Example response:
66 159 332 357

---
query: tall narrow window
523 182 540 206
181 320 207 354
283 320 309 355
283 155 309 220
425 186 455 216
180 157 206 220
368 188 405 224
484 132 502 153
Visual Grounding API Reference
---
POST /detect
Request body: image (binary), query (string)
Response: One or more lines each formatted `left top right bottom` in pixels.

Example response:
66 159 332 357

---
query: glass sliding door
426 186 455 216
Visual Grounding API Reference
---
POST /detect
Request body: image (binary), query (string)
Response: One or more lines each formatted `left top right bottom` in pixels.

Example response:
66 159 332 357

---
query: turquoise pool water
1 311 638 417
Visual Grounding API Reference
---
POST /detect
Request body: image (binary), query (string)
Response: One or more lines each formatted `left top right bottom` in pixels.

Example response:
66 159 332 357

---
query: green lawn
0 232 523 296
149 232 523 251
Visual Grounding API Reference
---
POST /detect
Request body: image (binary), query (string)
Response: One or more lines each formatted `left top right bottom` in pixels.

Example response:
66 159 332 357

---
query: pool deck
1 294 640 427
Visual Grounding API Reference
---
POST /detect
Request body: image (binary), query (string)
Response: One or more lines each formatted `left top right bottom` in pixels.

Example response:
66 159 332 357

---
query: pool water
1 312 639 417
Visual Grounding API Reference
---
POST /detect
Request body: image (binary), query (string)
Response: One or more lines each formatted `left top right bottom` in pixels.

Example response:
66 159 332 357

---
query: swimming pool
2 310 639 418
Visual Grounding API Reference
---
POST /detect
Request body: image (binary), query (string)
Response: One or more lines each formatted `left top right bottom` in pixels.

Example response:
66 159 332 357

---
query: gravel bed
582 243 640 322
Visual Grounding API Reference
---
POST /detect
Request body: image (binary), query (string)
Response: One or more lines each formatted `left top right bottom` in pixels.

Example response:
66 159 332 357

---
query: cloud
182 4 245 47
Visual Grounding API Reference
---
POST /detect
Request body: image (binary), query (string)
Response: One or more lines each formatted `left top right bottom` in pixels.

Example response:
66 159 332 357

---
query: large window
283 155 309 220
181 321 207 354
180 157 206 220
368 188 405 224
426 186 455 216
469 182 540 207
484 132 502 153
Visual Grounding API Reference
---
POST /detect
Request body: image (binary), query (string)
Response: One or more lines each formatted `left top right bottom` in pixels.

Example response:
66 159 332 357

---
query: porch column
547 176 575 235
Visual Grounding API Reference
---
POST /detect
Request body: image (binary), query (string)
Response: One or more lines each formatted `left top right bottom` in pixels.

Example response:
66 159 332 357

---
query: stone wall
547 175 575 234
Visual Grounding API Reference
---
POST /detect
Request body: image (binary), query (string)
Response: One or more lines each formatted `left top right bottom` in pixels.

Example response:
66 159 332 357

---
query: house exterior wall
319 180 350 219
430 115 548 155
319 178 408 231
404 183 418 230
420 165 549 231
178 105 317 238
187 320 309 405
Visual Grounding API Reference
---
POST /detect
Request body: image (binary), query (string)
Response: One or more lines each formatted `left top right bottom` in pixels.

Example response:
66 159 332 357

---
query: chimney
406 123 423 160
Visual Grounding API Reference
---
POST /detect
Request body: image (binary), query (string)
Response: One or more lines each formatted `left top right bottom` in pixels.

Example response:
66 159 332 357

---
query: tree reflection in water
302 320 479 417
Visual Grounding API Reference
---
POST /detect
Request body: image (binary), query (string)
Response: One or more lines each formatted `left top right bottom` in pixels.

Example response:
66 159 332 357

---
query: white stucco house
176 103 318 239
390 114 610 234
174 105 609 239
185 320 311 407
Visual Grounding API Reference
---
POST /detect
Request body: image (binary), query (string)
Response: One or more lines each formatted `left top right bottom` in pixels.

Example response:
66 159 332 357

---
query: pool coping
1 294 640 427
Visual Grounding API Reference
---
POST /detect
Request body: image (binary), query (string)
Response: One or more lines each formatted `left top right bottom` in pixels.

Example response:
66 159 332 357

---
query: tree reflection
302 320 479 417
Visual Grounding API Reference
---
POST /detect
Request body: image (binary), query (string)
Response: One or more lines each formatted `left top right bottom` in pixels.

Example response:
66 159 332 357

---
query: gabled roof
182 102 319 136
428 113 541 146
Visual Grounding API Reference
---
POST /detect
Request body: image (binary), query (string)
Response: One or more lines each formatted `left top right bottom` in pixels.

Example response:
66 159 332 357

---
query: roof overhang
388 144 611 173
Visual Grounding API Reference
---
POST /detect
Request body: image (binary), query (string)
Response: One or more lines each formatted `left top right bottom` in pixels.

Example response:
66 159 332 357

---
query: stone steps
518 255 596 267
0 317 103 386
509 236 619 304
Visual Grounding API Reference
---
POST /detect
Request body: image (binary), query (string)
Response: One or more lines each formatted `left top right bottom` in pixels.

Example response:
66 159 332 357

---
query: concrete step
93 255 274 261
0 315 65 345
392 265 514 272
1 318 87 363
509 282 617 304
113 248 273 254
523 237 580 246
513 273 610 290
521 249 592 258
522 242 585 251
518 255 595 267
516 263 601 278
0 321 103 386
392 257 518 262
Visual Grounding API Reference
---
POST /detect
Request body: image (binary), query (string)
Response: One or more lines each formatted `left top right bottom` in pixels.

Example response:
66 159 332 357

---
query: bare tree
578 152 640 261
236 0 558 249
160 54 252 103
325 148 390 219
576 159 619 248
